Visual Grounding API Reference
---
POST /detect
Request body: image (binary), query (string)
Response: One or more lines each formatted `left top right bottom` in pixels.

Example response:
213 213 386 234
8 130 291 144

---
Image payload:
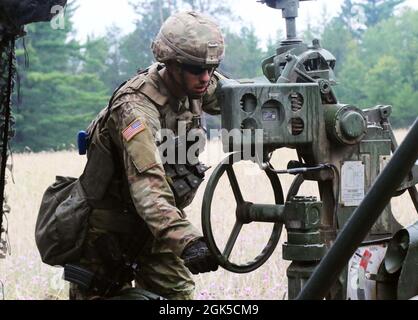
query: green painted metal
386 221 418 299
201 153 284 273
246 204 285 224
287 262 317 300
219 81 321 153
325 105 367 145
297 119 418 299
282 197 326 262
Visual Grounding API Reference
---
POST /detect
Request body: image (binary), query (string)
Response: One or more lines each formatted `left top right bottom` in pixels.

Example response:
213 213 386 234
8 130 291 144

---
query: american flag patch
122 118 146 142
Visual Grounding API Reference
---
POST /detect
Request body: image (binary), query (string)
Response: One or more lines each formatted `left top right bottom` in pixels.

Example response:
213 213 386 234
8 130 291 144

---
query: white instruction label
341 161 365 206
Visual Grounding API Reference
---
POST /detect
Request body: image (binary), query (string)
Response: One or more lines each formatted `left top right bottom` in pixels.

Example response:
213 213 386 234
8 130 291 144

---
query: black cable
326 164 340 230
267 162 329 175
286 173 304 202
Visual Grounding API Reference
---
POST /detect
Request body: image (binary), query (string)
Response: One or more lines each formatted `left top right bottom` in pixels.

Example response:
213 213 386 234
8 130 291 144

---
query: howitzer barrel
297 118 418 300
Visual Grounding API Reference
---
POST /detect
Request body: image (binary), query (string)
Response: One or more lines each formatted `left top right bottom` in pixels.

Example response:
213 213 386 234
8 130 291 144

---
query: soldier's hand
181 239 218 275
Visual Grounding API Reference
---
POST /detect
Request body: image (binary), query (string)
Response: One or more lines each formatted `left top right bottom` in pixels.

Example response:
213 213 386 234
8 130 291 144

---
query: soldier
68 11 225 300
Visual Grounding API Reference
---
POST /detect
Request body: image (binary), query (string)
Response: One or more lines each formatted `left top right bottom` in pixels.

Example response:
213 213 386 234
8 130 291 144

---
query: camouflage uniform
70 11 224 300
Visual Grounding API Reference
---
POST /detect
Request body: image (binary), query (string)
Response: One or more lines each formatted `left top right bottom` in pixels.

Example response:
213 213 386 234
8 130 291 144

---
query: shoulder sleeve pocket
124 119 162 173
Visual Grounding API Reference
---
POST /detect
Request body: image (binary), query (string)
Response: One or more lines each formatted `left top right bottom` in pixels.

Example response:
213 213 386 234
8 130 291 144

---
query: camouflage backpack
34 115 115 267
35 176 91 266
34 80 125 267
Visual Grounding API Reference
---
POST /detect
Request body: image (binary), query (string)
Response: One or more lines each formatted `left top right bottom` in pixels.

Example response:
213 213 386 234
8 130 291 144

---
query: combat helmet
152 11 225 67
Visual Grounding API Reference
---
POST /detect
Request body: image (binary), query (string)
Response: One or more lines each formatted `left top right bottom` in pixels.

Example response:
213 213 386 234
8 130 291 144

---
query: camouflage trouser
69 228 195 300
134 239 195 300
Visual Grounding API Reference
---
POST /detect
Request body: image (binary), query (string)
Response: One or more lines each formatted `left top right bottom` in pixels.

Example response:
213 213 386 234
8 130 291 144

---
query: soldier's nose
199 70 211 83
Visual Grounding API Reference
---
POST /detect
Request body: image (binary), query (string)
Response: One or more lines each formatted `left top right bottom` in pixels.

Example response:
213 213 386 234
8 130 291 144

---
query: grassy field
0 130 416 300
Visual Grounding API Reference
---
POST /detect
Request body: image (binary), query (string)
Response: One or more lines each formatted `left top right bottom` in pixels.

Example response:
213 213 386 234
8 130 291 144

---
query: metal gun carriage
201 0 418 300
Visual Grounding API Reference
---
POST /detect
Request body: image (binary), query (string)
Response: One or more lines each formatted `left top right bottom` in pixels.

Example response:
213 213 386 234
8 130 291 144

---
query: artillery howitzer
202 0 418 300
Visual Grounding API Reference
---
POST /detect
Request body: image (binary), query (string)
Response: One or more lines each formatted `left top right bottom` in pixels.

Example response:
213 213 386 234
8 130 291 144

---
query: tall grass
0 130 416 300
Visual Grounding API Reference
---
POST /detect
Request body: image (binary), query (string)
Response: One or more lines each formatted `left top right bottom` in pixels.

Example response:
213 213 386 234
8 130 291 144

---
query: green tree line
11 0 417 151
322 0 417 127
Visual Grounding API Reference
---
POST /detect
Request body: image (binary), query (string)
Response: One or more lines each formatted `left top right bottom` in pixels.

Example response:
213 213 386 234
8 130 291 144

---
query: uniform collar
142 63 194 113
140 63 170 107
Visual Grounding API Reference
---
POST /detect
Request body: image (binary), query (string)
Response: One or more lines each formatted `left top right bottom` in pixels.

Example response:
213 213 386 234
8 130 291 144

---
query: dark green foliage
81 26 126 93
13 3 108 151
13 72 108 151
334 9 418 127
221 26 266 79
321 18 355 76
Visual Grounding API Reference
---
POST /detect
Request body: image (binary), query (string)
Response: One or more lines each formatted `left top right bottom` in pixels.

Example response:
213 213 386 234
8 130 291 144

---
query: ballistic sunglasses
180 63 218 75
